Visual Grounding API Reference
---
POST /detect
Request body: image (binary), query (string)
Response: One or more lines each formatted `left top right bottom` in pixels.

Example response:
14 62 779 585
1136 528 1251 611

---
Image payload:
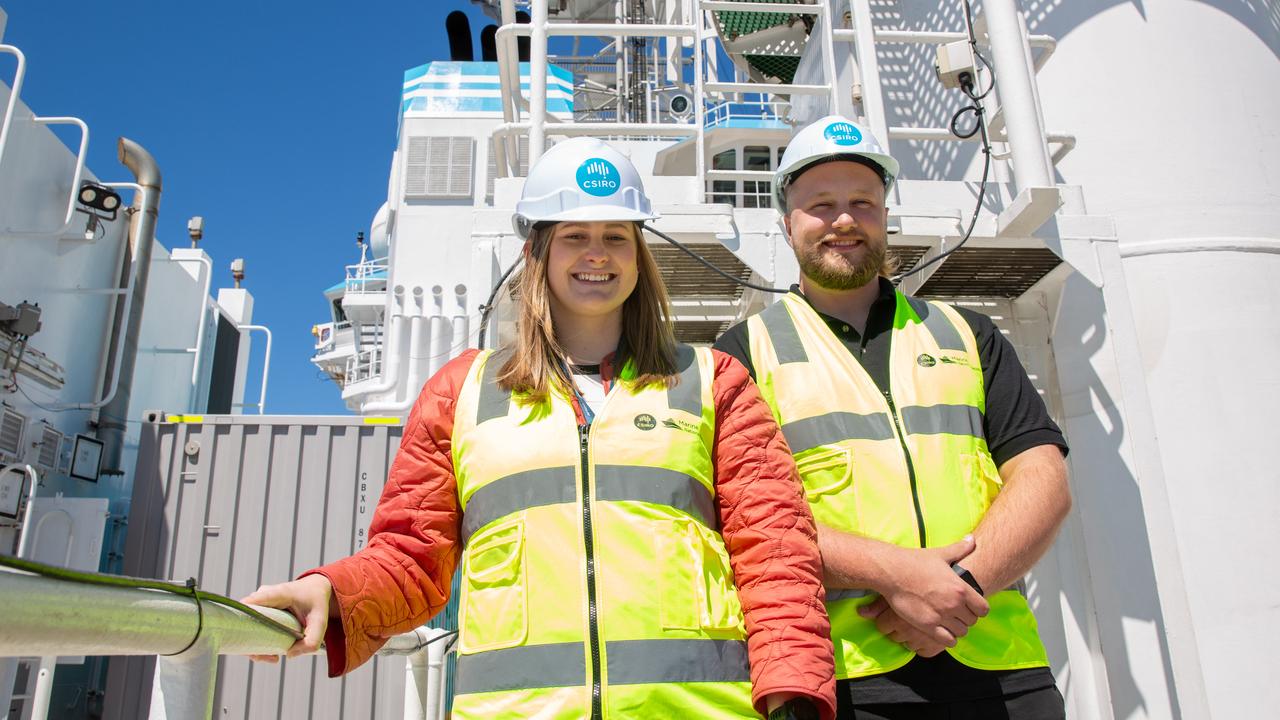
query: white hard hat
513 137 659 239
773 115 900 212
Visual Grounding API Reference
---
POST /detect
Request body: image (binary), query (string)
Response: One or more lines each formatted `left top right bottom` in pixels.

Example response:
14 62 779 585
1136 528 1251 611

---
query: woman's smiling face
544 221 640 323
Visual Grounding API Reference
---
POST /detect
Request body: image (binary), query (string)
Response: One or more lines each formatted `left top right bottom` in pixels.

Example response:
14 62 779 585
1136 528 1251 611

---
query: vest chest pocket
795 447 853 497
459 518 528 653
658 518 743 632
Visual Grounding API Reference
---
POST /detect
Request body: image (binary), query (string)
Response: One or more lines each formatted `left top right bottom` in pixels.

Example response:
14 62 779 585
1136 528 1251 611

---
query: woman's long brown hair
496 222 678 403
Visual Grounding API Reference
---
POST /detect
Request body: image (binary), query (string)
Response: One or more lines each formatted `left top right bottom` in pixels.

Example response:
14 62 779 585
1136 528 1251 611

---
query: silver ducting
98 137 161 474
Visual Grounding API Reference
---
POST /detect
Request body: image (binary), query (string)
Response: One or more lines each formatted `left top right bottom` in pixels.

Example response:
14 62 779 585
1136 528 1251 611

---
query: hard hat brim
512 206 660 238
773 151 900 212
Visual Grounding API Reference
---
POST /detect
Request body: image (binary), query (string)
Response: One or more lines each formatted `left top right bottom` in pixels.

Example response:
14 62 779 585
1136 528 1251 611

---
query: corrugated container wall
102 414 458 720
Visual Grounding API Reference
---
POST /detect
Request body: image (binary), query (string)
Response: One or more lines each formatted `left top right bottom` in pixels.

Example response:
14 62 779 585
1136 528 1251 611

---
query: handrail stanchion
236 325 272 414
0 44 28 172
30 116 90 226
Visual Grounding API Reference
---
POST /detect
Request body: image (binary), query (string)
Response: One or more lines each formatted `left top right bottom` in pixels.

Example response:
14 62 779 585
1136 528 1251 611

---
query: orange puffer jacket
307 349 836 720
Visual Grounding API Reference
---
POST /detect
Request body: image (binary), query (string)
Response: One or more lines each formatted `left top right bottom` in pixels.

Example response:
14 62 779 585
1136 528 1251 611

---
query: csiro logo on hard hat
824 122 863 146
576 158 621 196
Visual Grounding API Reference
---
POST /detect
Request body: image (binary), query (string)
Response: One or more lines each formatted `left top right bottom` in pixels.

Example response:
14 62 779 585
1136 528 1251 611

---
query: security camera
664 90 694 120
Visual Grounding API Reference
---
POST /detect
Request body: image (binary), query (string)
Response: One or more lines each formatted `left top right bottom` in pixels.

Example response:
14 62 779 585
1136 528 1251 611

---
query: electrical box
934 40 978 90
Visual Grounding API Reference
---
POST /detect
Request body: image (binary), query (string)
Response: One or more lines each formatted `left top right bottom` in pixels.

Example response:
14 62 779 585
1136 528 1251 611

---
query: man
714 115 1072 719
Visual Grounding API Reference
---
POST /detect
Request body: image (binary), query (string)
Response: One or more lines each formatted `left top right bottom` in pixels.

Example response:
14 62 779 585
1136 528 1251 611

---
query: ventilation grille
917 247 1062 299
0 408 26 457
405 136 474 199
37 425 63 470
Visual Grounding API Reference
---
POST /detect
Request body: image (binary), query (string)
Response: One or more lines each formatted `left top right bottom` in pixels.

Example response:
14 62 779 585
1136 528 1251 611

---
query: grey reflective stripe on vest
454 638 750 696
606 638 750 685
595 465 715 529
760 300 808 364
461 467 576 543
900 404 984 438
905 296 966 353
454 642 585 695
476 351 513 424
782 411 895 454
462 465 715 543
667 344 703 417
826 588 872 602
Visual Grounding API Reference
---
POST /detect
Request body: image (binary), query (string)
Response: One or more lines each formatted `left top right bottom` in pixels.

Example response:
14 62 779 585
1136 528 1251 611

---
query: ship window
405 136 474 199
711 149 736 205
743 146 772 208
332 299 348 326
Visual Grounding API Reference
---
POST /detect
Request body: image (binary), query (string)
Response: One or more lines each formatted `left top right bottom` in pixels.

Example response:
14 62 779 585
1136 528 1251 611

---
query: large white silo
1033 2 1280 717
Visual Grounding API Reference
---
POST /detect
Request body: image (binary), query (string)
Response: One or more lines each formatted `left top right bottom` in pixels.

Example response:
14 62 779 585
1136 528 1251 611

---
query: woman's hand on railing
242 574 335 662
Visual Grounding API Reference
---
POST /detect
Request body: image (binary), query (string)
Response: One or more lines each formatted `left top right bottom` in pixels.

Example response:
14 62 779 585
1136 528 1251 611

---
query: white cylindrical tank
1036 2 1280 717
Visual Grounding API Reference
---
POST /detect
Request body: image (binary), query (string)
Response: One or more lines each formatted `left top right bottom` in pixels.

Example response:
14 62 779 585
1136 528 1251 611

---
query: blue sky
2 0 498 415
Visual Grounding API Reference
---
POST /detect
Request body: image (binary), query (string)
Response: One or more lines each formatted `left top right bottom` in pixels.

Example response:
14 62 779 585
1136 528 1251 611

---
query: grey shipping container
102 413 458 720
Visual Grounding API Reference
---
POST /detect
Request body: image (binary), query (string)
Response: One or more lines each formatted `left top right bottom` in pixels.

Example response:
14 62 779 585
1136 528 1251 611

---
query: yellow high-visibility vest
748 292 1048 679
450 345 759 719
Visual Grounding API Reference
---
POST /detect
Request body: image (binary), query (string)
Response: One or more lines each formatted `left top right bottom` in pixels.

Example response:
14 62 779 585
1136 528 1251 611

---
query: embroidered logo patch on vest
917 353 937 367
634 413 657 430
662 417 700 435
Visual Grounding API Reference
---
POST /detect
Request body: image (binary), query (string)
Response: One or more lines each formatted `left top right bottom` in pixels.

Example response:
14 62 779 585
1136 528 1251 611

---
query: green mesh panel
744 54 802 83
716 0 801 40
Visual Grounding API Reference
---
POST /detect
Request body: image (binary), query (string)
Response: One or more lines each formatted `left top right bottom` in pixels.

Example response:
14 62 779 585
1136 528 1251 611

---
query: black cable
0 554 303 643
641 224 788 294
476 256 524 349
164 577 205 656
893 0 994 283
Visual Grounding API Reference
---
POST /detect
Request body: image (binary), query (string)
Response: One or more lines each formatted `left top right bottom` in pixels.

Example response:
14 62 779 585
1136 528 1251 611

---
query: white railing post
148 642 220 720
981 0 1053 189
529 0 548 164
236 324 272 414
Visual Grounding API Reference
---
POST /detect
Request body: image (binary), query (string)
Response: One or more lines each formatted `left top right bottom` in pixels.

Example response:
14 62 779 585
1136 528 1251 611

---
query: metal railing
345 261 388 295
0 568 454 720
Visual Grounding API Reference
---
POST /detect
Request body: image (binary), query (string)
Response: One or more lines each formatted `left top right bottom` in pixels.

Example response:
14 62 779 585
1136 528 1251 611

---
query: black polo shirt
713 278 1066 703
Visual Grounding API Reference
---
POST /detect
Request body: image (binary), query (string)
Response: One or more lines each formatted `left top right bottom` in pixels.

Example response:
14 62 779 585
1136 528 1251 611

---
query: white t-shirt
570 365 607 417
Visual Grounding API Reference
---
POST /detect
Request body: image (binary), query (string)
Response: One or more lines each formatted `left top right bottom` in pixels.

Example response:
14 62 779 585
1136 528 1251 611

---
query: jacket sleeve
710 349 837 720
303 349 478 676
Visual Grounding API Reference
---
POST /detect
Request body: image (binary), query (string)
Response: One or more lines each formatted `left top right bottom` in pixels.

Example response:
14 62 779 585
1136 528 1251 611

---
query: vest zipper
883 391 928 547
579 422 604 719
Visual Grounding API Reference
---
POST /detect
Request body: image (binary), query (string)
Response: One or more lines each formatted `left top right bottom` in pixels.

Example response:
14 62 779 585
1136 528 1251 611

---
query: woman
246 138 835 720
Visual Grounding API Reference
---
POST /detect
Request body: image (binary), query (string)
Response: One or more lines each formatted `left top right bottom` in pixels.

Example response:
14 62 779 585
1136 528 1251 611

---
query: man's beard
797 233 886 290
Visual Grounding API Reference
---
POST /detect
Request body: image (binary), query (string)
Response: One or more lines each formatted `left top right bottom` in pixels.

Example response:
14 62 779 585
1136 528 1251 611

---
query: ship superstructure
1 1 1276 718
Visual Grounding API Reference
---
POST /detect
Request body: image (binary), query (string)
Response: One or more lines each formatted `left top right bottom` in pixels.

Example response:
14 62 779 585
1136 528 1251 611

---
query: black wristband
768 697 820 720
951 563 985 596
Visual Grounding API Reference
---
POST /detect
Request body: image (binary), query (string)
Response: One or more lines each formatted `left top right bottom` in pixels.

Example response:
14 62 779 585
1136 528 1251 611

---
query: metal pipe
30 116 89 225
348 286 406 401
693 5 707 189
819 1 840 113
849 0 890 193
0 572 300 658
530 0 548 164
236 325 271 414
53 181 143 413
0 44 27 172
982 0 1053 189
495 22 696 39
97 138 162 474
704 81 830 96
493 121 697 140
700 1 821 14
